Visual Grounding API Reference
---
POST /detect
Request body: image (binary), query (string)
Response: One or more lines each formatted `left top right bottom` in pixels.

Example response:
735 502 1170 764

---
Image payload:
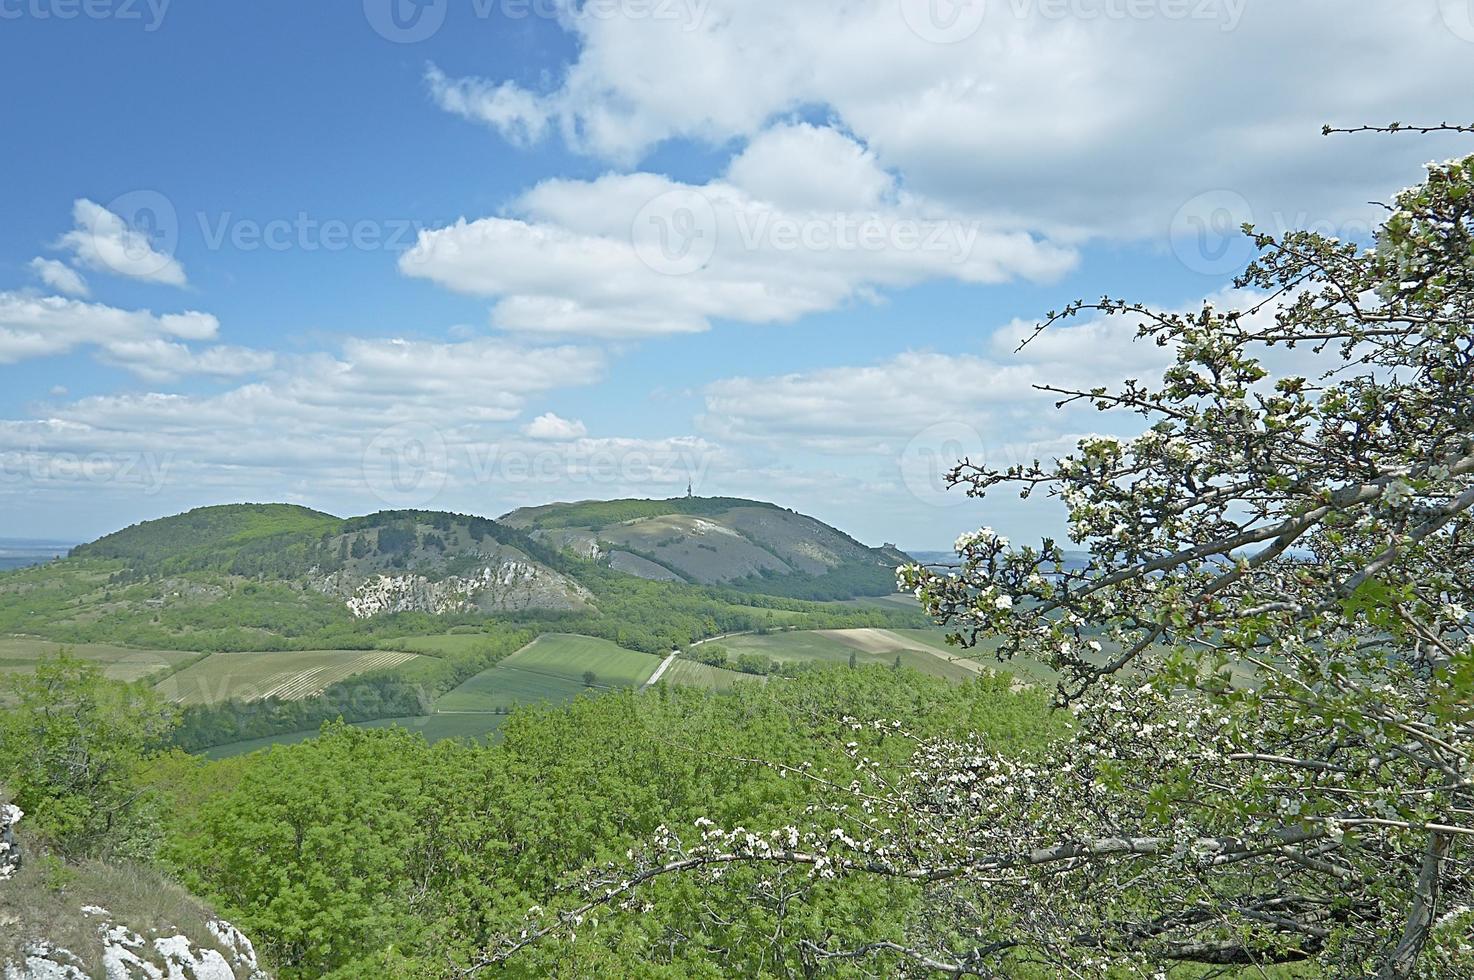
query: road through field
643 650 680 689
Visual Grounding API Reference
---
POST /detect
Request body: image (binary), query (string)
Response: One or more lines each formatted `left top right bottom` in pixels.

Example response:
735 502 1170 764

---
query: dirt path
642 650 680 689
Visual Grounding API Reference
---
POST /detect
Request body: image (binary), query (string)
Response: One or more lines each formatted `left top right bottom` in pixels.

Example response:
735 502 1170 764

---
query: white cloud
0 292 268 381
524 413 589 440
400 155 1075 338
431 1 1474 241
28 258 89 297
699 282 1324 458
58 199 188 287
426 65 552 147
699 308 1179 456
719 122 895 212
0 336 615 507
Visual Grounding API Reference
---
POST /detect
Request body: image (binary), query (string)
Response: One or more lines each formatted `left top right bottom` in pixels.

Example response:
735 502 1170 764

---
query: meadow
202 713 510 759
154 649 426 706
0 636 203 684
658 657 763 691
718 627 999 683
434 633 663 713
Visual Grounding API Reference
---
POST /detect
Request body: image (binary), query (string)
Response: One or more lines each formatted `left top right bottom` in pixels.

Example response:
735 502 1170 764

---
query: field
839 593 924 612
716 627 1037 680
155 649 426 706
435 634 663 713
203 713 509 760
659 658 763 691
0 636 203 684
385 632 507 657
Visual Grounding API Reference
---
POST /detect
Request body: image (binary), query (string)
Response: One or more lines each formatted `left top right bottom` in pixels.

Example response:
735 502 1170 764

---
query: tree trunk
1377 831 1454 979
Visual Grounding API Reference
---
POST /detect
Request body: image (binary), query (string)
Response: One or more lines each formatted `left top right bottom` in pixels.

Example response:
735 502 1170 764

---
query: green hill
1 501 931 755
0 499 916 654
503 497 911 600
73 503 340 572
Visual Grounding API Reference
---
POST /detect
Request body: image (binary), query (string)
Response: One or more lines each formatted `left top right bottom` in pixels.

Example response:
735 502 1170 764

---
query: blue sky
1 0 1471 547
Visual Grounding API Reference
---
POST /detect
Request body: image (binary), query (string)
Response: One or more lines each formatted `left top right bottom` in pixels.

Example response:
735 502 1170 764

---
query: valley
0 497 964 758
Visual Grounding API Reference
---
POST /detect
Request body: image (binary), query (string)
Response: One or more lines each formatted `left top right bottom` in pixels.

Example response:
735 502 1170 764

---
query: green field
383 632 502 657
435 634 663 713
839 594 923 611
155 649 427 706
0 636 203 684
202 713 509 759
718 628 988 683
660 658 763 691
885 629 1057 682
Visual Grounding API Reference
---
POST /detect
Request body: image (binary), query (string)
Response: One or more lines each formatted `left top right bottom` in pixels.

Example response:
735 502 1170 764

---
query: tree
583 670 598 688
848 651 858 670
0 655 177 858
492 143 1474 977
884 147 1474 975
164 724 469 976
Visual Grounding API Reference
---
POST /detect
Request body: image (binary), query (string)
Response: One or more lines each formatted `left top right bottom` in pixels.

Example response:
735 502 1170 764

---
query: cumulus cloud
28 258 89 297
699 305 1183 456
695 286 1333 520
430 1 1474 241
57 199 188 287
0 292 270 381
400 134 1076 337
0 335 628 511
524 413 590 440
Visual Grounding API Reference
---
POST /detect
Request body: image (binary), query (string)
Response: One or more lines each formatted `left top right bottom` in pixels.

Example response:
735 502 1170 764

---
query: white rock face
332 559 590 618
3 907 269 980
0 805 22 881
3 942 89 980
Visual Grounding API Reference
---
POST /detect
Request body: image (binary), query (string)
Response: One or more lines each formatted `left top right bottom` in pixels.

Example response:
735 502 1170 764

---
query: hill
503 497 910 600
0 507 600 656
69 505 592 619
0 499 916 656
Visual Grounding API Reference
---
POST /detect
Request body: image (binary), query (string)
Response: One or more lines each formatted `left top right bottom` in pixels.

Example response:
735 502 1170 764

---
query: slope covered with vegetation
2 654 1065 979
505 496 910 599
0 500 929 753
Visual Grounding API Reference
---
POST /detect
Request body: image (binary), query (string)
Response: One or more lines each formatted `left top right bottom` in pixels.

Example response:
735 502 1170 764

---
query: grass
201 713 509 759
509 634 663 685
839 593 923 611
435 634 661 713
885 629 1059 683
155 649 426 706
660 658 764 691
0 851 235 973
716 627 1043 680
381 632 502 657
0 636 203 684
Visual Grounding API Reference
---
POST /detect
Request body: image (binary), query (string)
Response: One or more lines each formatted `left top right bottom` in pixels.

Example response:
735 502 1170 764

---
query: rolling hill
0 498 914 654
67 504 595 620
0 499 935 756
503 496 911 599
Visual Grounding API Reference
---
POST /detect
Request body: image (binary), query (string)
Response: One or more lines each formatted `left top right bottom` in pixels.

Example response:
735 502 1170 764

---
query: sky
1 0 1471 549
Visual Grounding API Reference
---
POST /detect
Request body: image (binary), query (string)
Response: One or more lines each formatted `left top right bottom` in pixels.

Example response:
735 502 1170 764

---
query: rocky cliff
0 806 270 980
